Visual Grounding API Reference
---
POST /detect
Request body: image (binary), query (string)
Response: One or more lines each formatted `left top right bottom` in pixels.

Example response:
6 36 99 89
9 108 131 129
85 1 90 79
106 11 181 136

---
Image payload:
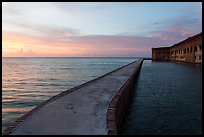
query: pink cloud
159 35 176 41
169 26 193 36
3 31 168 57
4 28 201 58
151 25 199 42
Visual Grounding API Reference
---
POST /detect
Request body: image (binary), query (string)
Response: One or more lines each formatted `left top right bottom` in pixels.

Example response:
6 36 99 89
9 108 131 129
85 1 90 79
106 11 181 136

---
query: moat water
120 60 202 135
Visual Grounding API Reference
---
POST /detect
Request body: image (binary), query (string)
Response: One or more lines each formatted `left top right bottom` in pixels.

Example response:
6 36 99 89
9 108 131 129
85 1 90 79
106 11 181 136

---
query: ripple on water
120 61 202 135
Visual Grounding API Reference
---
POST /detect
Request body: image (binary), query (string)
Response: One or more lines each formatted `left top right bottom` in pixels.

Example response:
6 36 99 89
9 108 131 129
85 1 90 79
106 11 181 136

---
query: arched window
199 56 201 60
194 46 198 52
199 45 202 50
190 47 192 52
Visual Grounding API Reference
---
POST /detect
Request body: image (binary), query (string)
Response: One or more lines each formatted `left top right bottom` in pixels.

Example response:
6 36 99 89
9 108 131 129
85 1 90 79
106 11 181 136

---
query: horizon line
2 56 149 58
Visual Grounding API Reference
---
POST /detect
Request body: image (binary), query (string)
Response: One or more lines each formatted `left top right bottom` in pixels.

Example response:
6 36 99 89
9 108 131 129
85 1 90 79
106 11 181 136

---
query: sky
2 2 202 57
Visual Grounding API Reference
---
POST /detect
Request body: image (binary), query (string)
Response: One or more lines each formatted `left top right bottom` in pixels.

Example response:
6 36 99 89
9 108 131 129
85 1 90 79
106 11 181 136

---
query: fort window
199 45 202 50
190 47 192 52
151 33 201 62
194 46 198 52
184 48 186 53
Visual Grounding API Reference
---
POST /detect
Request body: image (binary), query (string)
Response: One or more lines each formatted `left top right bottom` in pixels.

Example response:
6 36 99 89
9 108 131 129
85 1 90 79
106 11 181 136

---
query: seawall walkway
3 59 143 135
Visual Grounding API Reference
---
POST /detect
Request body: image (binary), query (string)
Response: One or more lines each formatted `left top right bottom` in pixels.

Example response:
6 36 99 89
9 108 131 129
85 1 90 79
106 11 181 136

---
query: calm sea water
120 60 202 135
2 57 138 132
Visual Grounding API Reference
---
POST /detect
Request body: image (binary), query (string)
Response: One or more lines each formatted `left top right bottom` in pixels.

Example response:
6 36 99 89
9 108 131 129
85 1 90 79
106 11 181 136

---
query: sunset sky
2 2 202 57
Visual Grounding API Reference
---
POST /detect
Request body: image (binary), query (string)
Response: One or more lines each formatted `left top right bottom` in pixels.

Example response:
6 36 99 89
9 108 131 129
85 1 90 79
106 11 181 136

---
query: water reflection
120 60 202 135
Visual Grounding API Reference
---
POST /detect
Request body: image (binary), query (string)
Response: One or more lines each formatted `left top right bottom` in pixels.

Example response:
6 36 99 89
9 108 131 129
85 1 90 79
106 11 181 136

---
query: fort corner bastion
152 32 202 63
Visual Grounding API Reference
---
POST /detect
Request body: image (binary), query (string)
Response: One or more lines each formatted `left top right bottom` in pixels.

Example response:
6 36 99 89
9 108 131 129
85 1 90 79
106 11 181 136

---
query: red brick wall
152 47 170 60
152 32 202 63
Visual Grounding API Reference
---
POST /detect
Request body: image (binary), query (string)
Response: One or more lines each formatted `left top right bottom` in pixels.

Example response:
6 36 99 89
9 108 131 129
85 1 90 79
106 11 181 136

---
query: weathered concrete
107 59 143 135
3 60 143 135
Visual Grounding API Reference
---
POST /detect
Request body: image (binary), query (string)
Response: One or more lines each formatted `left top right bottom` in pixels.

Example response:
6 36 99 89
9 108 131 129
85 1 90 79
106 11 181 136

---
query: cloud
3 30 171 57
169 26 194 36
2 2 22 15
4 19 80 37
2 3 202 57
4 23 200 57
3 19 170 53
151 27 199 43
150 13 201 43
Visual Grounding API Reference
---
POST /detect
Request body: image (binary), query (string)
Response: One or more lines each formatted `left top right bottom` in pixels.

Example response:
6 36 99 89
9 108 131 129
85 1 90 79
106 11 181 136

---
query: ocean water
2 57 138 132
120 60 202 135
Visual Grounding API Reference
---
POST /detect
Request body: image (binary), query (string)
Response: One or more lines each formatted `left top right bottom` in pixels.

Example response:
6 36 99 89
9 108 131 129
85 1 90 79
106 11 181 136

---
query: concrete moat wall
107 60 143 135
3 60 144 135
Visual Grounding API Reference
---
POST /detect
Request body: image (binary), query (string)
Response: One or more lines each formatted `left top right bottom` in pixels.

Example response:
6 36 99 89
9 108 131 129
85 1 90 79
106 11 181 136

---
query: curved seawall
107 60 143 135
2 59 143 135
